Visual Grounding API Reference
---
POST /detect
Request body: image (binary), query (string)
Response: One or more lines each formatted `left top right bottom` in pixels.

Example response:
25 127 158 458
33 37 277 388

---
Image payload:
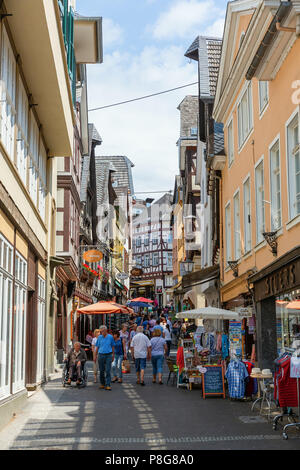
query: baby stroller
62 359 88 388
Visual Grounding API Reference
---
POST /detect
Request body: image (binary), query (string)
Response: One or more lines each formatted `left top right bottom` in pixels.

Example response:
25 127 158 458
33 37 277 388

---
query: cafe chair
166 358 178 386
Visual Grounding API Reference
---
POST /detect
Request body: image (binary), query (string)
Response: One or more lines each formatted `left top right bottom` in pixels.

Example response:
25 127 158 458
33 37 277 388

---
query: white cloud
102 18 124 49
152 0 224 40
87 45 198 196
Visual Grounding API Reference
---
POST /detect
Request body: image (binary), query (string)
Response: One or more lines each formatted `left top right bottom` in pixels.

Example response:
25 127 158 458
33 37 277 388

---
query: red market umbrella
130 297 154 303
77 301 133 315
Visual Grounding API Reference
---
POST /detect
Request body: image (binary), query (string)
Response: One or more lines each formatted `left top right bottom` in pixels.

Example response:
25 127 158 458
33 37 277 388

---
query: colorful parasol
130 297 154 303
77 301 133 315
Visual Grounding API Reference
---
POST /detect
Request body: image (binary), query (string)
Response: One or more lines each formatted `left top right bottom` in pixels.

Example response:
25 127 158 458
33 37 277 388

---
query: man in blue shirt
94 325 115 390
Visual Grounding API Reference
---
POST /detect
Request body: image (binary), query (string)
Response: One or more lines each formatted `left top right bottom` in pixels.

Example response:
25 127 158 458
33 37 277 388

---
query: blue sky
76 0 228 197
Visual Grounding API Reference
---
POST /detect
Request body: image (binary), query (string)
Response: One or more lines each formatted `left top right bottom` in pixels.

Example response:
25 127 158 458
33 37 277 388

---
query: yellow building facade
213 0 300 368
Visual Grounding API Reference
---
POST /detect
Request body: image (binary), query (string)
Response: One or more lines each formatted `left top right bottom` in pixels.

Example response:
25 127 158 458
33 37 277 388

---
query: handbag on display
122 359 131 374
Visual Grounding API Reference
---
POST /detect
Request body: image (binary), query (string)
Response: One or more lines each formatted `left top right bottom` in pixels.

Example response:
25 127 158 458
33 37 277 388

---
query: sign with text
236 306 253 318
82 250 103 263
202 365 225 399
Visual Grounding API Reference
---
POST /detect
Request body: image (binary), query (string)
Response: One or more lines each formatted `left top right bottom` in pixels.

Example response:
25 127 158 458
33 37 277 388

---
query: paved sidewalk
0 361 300 450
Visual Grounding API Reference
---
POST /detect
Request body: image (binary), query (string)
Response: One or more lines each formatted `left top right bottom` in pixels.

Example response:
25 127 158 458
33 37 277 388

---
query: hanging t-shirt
290 356 300 378
225 360 249 399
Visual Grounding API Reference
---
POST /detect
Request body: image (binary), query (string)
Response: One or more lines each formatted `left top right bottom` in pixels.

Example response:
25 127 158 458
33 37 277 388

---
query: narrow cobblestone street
1 359 299 451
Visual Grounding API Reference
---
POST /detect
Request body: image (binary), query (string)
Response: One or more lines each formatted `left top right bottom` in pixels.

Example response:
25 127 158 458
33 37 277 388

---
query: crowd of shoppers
89 309 183 390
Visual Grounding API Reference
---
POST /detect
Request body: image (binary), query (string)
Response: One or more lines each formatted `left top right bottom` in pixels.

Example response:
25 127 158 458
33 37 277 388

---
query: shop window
0 26 16 160
38 141 47 221
243 177 251 253
233 190 241 259
258 81 269 115
225 202 231 264
237 82 253 149
287 114 300 219
36 276 46 384
270 140 281 230
255 159 265 243
167 252 172 270
16 77 29 186
28 112 39 206
12 251 27 394
144 254 150 267
276 291 300 353
0 234 13 400
153 252 159 266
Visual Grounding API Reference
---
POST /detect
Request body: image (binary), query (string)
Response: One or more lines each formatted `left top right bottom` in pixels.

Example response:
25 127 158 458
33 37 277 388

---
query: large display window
276 289 300 352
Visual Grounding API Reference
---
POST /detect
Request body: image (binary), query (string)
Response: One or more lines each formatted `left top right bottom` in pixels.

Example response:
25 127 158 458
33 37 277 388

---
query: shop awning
286 300 300 310
176 306 239 320
130 280 155 287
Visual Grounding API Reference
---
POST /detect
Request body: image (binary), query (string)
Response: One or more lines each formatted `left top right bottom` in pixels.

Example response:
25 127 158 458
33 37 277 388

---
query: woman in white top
162 320 172 357
119 323 129 359
92 329 101 383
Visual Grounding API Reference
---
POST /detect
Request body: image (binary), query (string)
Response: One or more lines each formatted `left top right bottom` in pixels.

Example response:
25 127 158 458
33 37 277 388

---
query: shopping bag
122 360 131 374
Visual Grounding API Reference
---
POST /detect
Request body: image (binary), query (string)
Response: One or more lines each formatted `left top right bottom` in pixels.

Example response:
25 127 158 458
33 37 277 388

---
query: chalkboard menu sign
202 365 225 399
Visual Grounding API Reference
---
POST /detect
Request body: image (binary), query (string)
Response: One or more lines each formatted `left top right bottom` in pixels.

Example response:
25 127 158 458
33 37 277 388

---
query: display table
250 373 274 416
187 369 202 391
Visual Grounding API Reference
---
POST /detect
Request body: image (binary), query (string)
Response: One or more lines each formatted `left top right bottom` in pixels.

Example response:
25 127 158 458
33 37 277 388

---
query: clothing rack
282 346 300 440
273 347 300 439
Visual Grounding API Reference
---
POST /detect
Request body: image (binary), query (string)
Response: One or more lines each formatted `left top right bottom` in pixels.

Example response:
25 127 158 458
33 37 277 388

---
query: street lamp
180 259 194 276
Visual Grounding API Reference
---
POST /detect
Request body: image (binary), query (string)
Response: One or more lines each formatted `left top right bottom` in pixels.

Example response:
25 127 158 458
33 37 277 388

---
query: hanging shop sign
254 258 300 302
236 306 253 318
202 365 225 399
131 267 143 277
83 250 103 263
117 272 129 281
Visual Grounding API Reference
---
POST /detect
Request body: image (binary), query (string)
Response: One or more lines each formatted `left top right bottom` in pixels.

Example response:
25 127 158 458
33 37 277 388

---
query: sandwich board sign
202 365 225 399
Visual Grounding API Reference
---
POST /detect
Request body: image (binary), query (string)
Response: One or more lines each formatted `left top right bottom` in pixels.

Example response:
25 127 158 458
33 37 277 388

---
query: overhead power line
134 190 172 194
88 81 198 112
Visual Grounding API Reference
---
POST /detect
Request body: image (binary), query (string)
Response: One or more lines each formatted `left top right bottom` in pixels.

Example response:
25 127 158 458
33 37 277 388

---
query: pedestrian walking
111 331 124 383
94 325 115 391
129 323 137 363
150 329 167 385
161 319 172 356
120 323 130 356
153 319 164 337
91 329 101 383
130 325 151 386
148 315 156 334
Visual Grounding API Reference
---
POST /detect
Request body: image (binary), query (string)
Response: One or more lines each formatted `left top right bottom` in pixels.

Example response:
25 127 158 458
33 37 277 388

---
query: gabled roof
185 35 222 100
95 156 135 197
94 159 111 206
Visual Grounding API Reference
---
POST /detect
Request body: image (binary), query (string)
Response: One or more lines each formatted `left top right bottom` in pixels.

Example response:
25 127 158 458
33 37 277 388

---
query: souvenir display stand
250 371 275 417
